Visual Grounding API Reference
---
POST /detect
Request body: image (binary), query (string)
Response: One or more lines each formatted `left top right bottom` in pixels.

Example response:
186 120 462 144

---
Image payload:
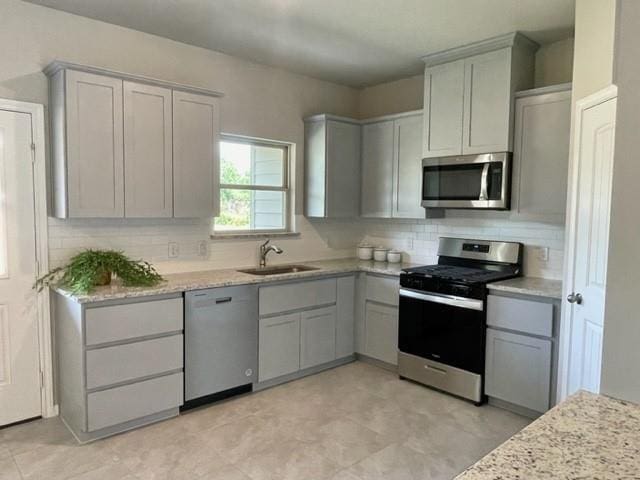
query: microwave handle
479 163 490 200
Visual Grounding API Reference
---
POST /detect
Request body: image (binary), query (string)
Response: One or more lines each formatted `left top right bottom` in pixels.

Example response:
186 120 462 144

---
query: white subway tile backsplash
47 213 565 279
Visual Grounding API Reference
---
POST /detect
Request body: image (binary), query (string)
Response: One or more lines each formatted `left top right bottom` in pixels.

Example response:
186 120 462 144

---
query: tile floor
0 361 530 480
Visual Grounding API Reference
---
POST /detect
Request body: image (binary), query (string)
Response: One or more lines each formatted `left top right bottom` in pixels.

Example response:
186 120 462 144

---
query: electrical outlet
537 247 549 262
198 240 208 257
168 242 179 258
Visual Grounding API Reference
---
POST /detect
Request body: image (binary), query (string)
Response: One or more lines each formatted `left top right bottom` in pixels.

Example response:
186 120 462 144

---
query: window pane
215 189 285 231
220 140 285 187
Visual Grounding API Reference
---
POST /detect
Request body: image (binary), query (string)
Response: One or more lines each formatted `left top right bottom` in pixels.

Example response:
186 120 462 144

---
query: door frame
557 85 618 402
0 98 56 418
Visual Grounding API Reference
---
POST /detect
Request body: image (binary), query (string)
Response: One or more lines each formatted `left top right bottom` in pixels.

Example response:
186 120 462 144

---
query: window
214 136 291 234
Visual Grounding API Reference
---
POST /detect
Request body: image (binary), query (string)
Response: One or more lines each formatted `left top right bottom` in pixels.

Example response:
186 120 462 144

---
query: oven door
421 153 510 209
398 288 485 374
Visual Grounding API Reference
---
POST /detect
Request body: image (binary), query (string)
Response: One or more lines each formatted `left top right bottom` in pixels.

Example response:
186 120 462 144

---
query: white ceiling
24 0 575 87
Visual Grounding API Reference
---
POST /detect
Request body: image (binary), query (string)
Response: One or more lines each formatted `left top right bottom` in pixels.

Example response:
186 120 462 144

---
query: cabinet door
65 70 124 217
422 60 465 158
462 48 512 154
361 120 394 217
326 120 361 218
300 306 337 369
485 328 551 413
336 276 356 358
512 90 571 221
392 114 424 218
259 313 300 382
123 82 173 217
364 301 399 365
173 91 220 218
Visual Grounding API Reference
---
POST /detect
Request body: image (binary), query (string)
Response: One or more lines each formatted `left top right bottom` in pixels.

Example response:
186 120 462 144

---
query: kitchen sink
238 265 319 276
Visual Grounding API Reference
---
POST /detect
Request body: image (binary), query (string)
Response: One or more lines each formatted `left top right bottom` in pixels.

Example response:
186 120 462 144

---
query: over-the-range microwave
421 152 511 210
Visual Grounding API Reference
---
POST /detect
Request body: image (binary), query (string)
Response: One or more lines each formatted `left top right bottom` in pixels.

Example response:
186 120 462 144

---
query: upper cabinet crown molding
44 61 224 98
514 82 572 99
421 32 539 67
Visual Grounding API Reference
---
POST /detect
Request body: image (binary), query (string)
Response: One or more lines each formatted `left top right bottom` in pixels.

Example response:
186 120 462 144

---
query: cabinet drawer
85 298 183 346
487 295 553 337
259 278 336 316
87 372 183 432
485 329 551 413
86 335 183 389
365 275 399 307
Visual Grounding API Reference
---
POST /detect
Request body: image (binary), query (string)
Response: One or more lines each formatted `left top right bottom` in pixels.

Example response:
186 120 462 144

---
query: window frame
213 134 293 236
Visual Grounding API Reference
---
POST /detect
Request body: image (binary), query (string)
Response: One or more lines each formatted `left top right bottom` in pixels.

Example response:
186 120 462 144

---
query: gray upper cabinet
123 82 173 218
173 91 220 218
422 33 538 158
422 60 465 158
304 115 361 218
511 85 572 222
361 120 394 218
46 62 223 219
361 112 427 219
59 69 125 218
462 49 513 154
392 114 425 218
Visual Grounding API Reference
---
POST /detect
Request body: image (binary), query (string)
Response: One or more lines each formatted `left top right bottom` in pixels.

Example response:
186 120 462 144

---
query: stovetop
402 264 519 285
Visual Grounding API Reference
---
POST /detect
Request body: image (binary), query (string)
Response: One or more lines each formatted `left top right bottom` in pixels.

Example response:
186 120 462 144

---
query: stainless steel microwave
421 152 511 210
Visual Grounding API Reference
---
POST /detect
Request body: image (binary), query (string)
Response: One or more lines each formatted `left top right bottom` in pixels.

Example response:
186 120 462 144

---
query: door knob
567 293 583 305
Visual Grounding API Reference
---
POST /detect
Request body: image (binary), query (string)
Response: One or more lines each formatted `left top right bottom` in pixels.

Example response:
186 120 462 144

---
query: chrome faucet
259 239 283 268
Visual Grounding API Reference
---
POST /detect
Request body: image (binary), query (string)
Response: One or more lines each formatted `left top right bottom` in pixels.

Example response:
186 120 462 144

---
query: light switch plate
536 247 549 262
198 240 208 257
168 242 179 258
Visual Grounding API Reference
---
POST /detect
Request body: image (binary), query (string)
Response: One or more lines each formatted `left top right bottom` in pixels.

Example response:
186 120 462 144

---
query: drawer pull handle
215 297 232 304
425 365 447 375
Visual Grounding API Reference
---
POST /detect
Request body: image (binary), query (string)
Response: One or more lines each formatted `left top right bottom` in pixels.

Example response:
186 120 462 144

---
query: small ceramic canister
386 250 402 263
357 244 374 260
373 247 389 262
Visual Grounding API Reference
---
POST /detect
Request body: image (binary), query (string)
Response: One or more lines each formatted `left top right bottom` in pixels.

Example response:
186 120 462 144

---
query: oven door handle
399 288 484 311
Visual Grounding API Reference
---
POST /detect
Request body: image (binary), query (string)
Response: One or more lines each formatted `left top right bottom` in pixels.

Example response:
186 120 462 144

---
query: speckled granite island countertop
488 277 563 300
54 258 416 303
455 391 640 480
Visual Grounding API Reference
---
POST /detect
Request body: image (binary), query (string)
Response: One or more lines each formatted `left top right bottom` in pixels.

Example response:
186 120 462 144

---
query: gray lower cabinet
300 306 337 369
259 312 301 382
485 293 559 415
485 329 551 413
257 275 355 385
356 274 400 366
54 293 184 442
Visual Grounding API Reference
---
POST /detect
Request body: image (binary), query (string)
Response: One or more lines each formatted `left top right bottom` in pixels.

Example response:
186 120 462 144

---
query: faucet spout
259 239 284 268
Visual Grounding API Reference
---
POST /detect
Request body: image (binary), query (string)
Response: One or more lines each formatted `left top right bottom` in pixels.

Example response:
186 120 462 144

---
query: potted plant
35 250 164 294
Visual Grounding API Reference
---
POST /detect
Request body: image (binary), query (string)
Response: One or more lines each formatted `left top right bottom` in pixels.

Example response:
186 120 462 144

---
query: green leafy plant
34 250 164 294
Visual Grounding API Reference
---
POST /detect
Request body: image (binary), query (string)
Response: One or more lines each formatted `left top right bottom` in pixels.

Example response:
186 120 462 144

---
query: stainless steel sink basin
238 265 319 276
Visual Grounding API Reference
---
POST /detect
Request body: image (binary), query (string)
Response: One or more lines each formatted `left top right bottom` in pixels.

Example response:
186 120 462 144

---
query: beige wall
601 0 640 403
534 37 575 87
357 74 424 119
570 0 617 103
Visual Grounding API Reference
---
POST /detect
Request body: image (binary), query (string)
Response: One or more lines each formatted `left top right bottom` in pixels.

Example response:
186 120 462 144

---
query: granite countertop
455 390 640 479
488 276 563 300
54 258 415 303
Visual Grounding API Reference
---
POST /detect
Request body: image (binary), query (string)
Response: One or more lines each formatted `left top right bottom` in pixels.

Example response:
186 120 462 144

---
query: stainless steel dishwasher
184 285 258 407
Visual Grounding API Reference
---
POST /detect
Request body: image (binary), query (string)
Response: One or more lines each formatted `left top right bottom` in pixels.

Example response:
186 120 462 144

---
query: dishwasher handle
215 297 232 304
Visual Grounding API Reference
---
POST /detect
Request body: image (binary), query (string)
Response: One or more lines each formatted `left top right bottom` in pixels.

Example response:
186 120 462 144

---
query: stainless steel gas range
398 237 523 405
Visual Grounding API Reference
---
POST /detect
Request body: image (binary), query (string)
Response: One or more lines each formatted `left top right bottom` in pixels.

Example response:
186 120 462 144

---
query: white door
361 120 394 218
563 89 617 396
0 109 41 425
392 114 424 219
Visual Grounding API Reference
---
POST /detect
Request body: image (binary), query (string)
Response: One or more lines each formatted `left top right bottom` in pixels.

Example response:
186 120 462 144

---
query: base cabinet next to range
356 274 400 366
54 293 184 443
257 276 355 384
485 293 559 416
